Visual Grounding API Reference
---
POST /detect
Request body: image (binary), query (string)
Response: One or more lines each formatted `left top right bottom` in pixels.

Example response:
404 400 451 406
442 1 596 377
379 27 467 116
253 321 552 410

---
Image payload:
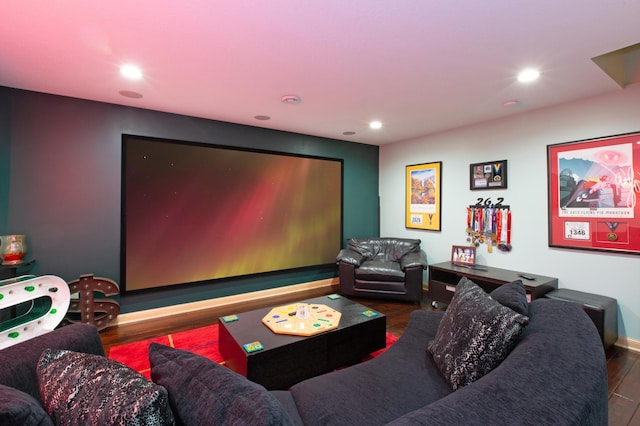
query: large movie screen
122 135 343 292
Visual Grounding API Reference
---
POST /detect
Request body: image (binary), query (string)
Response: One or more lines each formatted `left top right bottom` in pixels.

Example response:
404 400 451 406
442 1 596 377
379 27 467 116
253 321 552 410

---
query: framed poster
547 131 640 255
406 162 442 231
470 160 507 190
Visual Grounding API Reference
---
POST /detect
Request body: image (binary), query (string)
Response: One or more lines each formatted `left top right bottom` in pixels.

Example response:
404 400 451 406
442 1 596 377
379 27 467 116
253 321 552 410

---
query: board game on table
261 301 343 336
218 294 386 390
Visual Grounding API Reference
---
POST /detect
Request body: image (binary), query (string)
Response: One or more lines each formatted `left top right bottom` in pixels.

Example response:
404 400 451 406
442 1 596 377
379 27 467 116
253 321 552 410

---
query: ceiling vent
281 95 302 104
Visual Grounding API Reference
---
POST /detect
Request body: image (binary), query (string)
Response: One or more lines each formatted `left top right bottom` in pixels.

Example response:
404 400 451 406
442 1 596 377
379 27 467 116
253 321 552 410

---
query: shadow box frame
547 131 640 255
405 161 442 231
469 160 508 190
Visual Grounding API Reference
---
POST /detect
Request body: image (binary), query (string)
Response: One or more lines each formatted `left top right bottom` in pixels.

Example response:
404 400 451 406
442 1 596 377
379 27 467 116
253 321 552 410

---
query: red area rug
108 324 398 380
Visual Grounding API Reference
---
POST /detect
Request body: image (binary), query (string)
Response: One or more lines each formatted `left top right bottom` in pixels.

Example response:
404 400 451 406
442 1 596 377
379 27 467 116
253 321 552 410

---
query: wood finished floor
100 289 639 425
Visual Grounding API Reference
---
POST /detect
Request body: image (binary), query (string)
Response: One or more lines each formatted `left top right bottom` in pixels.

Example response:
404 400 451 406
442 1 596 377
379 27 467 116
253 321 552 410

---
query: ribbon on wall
466 205 512 252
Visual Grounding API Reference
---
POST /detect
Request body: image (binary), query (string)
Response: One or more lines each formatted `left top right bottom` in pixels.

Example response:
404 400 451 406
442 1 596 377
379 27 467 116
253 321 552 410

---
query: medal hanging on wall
486 207 496 253
467 205 511 253
496 208 512 252
466 206 480 246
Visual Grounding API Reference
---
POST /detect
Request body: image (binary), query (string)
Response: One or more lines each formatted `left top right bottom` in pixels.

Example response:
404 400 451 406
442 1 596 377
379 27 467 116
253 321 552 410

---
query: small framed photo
470 160 507 190
451 245 476 266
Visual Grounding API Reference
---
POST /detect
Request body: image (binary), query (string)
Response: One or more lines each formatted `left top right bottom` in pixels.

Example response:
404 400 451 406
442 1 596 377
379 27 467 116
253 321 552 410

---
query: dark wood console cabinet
428 261 558 306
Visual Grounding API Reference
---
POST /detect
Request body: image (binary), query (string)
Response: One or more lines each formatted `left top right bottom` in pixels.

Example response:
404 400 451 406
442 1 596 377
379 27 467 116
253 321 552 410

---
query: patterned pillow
148 343 293 426
490 279 529 315
37 349 174 425
0 384 54 426
428 277 529 390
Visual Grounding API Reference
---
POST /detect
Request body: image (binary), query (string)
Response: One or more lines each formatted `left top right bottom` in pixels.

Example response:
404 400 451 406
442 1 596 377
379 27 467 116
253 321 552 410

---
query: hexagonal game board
262 303 341 336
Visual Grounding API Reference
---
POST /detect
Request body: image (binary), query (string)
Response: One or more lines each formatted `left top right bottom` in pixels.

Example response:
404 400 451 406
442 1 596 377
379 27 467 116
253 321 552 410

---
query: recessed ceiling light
369 121 382 130
120 64 143 80
254 115 271 121
517 68 540 83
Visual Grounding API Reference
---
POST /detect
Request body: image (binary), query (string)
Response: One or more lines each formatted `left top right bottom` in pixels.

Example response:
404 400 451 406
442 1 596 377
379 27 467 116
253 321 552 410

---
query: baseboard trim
114 278 339 326
113 281 639 354
616 336 640 354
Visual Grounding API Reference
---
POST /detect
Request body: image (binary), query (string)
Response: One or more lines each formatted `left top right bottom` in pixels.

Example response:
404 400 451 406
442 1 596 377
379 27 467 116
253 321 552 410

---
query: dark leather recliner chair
336 237 427 303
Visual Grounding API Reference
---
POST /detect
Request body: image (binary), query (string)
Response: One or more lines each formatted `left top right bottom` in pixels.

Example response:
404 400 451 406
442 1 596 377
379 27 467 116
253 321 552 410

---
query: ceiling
1 1 639 145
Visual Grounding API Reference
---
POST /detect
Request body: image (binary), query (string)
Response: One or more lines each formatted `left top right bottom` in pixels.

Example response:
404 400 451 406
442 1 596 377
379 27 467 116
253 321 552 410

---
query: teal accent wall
0 87 11 233
2 88 379 313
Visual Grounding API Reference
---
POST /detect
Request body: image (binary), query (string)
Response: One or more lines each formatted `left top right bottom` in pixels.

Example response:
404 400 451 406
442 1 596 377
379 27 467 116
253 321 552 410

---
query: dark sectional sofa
0 281 608 425
286 297 607 425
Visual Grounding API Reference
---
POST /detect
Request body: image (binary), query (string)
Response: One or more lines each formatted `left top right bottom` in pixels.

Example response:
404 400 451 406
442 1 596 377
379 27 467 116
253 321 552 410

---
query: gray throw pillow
490 279 529 315
149 343 293 426
37 349 174 425
0 384 54 426
428 277 529 390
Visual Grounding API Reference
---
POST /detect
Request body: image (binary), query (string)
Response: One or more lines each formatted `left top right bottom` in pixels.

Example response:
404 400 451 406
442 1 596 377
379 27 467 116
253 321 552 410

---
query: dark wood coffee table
218 294 386 390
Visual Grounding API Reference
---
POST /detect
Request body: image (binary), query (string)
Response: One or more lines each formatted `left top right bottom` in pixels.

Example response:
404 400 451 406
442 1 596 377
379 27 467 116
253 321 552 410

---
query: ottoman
545 288 617 349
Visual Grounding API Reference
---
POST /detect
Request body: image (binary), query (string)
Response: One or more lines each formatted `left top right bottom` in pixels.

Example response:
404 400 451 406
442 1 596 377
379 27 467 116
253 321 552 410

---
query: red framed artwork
547 131 640 255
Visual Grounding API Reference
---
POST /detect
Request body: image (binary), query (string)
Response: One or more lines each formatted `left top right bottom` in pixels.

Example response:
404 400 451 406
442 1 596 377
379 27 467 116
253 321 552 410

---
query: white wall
379 83 640 343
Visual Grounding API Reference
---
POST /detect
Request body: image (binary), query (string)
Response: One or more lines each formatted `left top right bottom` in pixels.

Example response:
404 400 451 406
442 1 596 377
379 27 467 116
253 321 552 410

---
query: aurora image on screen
122 135 343 292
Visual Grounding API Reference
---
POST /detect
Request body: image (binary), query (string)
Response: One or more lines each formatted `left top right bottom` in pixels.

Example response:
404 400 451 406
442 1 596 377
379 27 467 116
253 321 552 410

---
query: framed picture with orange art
405 161 442 231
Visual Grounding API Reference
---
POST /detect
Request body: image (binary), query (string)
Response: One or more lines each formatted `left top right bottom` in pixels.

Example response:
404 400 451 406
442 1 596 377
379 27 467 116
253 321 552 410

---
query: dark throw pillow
0 384 54 426
490 279 529 315
37 349 174 425
428 277 529 390
148 343 293 426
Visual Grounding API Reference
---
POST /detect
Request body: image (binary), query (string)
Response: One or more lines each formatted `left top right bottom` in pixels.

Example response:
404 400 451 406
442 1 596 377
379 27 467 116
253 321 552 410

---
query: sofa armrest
0 323 104 402
336 248 364 266
387 299 608 426
400 251 427 270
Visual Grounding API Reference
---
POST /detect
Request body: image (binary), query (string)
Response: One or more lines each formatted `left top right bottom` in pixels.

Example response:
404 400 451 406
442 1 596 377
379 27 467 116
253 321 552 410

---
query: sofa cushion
37 348 174 425
347 237 421 261
355 259 405 281
0 384 54 426
355 279 407 293
489 279 529 315
335 248 364 266
0 323 104 402
148 343 294 426
428 277 529 390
